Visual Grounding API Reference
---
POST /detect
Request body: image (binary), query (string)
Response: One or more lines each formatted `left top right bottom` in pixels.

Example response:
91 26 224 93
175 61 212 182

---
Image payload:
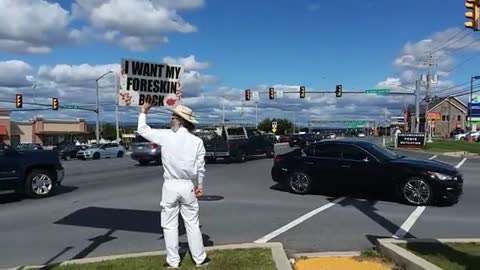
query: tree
258 117 293 135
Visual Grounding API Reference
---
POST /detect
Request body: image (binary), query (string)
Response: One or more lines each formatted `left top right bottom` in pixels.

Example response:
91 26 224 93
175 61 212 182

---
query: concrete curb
389 147 480 159
293 251 361 258
5 242 292 270
377 238 480 270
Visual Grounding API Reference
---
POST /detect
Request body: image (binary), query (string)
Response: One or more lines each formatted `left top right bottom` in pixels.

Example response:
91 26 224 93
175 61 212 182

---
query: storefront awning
0 126 8 136
36 131 88 135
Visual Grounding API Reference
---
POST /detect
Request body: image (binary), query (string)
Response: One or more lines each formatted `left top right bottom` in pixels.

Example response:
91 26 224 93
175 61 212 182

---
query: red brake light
152 143 157 149
274 156 282 163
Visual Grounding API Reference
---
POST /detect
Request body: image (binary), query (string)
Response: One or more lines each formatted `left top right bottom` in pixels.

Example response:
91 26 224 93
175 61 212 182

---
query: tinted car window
227 128 244 136
303 146 315 156
135 135 149 143
341 144 369 161
314 144 341 159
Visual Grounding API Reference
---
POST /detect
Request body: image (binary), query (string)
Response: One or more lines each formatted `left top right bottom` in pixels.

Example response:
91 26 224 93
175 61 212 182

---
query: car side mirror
363 156 370 162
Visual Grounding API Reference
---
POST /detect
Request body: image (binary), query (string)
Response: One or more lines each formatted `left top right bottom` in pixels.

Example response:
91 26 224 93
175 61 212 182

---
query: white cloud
163 55 210 71
0 60 33 86
0 0 83 54
377 27 480 99
73 0 202 51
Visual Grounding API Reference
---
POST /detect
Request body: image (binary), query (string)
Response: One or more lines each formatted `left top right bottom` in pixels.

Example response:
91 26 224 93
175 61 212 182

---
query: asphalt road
0 140 479 268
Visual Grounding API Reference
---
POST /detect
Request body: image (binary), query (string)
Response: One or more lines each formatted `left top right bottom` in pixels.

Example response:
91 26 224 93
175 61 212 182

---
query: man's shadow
53 207 214 261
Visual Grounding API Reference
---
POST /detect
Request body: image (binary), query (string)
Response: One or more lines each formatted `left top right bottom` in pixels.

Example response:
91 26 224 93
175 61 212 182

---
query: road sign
346 120 366 128
365 89 390 94
272 128 277 133
272 121 278 128
63 105 79 109
277 90 283 98
252 91 259 101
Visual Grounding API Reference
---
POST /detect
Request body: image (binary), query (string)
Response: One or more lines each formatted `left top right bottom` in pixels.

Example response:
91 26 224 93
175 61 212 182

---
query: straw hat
167 104 198 124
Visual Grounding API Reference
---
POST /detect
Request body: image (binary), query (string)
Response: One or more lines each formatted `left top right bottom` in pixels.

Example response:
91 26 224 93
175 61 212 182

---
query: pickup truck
0 143 65 198
196 125 275 163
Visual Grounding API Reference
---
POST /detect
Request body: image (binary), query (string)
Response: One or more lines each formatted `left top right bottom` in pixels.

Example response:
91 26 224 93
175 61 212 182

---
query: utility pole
423 54 435 143
415 80 420 133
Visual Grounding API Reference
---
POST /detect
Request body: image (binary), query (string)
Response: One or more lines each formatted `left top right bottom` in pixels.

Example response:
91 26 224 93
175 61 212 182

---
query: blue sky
0 0 478 126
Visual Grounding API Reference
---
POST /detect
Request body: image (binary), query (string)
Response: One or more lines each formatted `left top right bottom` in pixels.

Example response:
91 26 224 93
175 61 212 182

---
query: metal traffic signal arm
0 97 98 112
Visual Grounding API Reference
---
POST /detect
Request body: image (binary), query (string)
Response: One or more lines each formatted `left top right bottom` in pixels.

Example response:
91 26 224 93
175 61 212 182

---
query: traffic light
15 94 23 108
335 84 343 97
269 87 274 99
52 97 59 110
465 0 479 31
245 89 251 101
300 86 305 98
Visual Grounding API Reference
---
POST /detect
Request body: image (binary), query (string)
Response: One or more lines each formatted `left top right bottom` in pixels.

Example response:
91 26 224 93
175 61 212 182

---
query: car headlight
429 171 454 181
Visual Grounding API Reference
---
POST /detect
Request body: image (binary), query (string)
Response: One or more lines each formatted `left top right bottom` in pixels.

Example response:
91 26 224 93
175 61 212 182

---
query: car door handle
304 161 315 165
341 165 351 168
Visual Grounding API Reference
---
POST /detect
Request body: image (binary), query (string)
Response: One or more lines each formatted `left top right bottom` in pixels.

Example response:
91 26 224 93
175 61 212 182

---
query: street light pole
470 75 474 132
95 71 113 143
115 73 120 143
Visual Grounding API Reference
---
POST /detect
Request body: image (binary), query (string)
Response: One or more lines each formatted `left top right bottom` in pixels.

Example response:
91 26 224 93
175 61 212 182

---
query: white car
455 131 480 141
77 143 126 160
325 133 336 139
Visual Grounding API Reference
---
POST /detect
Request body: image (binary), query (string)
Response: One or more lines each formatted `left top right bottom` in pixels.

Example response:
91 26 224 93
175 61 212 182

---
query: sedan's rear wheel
400 178 433 206
288 172 312 195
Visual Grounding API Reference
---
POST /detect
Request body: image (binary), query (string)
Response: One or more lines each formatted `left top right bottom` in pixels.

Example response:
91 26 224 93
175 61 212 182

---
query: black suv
0 143 65 198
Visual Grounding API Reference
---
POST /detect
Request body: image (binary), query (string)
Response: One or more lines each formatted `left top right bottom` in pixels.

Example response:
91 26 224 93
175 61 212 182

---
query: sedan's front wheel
399 178 433 206
288 172 312 195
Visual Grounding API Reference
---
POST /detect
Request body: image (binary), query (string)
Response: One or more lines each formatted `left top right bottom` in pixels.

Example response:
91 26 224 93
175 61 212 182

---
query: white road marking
455 157 467 168
429 155 437 160
254 197 346 243
393 206 426 239
393 157 467 239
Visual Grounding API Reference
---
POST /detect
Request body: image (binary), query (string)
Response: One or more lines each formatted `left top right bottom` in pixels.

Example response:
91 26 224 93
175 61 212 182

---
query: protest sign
118 58 183 107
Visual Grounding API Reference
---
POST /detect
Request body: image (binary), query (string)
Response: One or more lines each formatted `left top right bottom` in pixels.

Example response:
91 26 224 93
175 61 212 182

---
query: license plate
138 146 143 149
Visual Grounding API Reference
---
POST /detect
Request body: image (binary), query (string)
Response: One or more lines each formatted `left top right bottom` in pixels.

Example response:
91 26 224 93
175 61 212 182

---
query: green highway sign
365 88 390 94
346 120 366 128
63 105 80 109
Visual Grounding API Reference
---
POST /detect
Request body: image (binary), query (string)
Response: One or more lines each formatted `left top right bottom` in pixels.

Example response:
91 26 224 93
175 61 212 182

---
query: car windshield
365 143 399 161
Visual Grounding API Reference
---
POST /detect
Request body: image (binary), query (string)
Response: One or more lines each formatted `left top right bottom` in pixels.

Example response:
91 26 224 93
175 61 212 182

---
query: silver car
77 143 126 160
130 134 162 166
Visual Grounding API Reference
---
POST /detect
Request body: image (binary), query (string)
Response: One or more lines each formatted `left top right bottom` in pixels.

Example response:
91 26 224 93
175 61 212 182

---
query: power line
430 30 473 54
428 29 468 53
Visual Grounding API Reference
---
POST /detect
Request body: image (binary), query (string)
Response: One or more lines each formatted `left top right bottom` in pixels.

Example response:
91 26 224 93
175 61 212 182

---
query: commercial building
407 96 468 138
0 109 88 146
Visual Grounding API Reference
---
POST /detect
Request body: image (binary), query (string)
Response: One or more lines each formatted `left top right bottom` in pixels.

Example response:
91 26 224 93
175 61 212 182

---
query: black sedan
271 140 463 206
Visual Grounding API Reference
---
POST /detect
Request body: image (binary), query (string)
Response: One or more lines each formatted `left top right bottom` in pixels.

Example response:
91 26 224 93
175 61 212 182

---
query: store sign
427 112 441 120
397 133 425 148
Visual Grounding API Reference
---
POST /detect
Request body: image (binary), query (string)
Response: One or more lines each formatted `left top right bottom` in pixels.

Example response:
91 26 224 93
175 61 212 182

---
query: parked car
271 140 463 206
130 134 162 166
0 143 64 198
58 144 88 160
76 143 125 160
16 143 43 151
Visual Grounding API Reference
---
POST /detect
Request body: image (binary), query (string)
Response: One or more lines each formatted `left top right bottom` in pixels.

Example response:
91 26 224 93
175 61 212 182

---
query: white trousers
160 179 206 266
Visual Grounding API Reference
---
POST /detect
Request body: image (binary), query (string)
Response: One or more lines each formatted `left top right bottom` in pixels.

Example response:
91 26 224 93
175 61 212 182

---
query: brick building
407 96 468 137
0 109 88 146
